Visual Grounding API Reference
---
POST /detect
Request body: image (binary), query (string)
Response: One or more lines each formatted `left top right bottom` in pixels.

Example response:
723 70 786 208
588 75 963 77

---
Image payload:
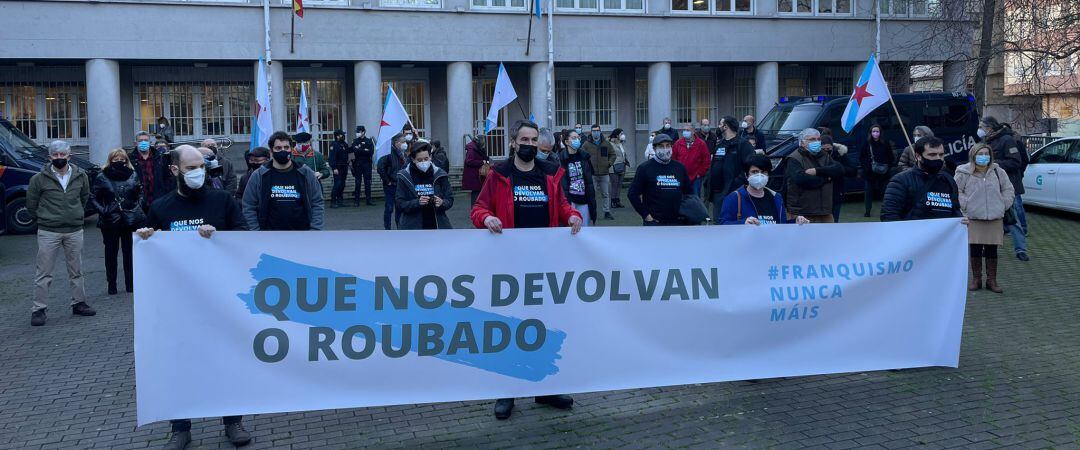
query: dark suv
0 119 98 234
759 92 980 192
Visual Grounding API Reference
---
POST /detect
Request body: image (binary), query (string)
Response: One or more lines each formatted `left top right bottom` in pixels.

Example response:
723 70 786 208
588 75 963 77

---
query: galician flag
485 63 517 133
252 58 274 149
841 54 892 133
296 82 311 134
375 86 412 160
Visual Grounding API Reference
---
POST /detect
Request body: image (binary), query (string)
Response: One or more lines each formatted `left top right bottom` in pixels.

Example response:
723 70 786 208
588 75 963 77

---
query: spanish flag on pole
293 0 304 18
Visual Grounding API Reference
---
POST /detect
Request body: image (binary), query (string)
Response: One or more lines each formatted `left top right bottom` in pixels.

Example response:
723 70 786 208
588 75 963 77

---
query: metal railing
1021 135 1061 153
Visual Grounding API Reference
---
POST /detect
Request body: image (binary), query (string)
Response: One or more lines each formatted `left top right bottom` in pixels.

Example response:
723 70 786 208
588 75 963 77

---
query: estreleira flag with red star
375 86 412 160
293 0 304 18
841 54 892 133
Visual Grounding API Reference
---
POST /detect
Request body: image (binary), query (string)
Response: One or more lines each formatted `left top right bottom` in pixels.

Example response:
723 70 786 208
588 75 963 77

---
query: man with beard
136 145 250 449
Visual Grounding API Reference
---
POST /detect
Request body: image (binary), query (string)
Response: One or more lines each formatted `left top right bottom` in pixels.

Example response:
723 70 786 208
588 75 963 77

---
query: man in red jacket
469 120 582 420
470 120 583 233
673 123 710 197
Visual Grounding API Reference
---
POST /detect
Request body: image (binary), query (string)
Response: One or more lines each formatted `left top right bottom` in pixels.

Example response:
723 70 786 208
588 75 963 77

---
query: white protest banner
134 219 968 425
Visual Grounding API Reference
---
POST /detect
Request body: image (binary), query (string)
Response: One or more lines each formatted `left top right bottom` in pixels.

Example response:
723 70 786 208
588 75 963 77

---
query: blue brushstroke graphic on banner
235 254 565 382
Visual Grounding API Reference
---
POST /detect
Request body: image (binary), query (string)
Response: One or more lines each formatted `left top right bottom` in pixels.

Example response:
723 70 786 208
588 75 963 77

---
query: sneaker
493 398 515 420
1016 251 1029 262
31 309 47 327
604 212 615 220
72 302 96 317
162 431 191 450
224 422 252 447
535 394 574 410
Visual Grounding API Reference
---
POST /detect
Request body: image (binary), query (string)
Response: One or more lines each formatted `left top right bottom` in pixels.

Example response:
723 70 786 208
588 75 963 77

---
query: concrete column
85 59 121 166
446 62 473 168
529 62 548 128
943 61 967 93
647 62 672 131
354 61 383 138
269 61 286 132
754 62 779 120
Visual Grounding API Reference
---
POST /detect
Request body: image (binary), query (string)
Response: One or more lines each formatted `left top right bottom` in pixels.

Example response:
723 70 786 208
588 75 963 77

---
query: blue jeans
383 184 401 230
1014 195 1028 233
1006 196 1027 254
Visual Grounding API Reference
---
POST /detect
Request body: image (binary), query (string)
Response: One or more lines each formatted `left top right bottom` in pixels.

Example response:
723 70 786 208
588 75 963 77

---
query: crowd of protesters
21 107 1032 447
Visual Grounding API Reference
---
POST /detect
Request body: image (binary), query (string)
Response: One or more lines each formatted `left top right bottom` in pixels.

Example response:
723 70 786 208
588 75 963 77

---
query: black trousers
101 227 133 290
351 162 373 202
171 416 242 432
331 166 348 201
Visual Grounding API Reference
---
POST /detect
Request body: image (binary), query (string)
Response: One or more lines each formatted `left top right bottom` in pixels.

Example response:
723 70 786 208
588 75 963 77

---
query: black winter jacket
984 129 1025 196
90 167 145 230
395 165 454 229
880 167 963 221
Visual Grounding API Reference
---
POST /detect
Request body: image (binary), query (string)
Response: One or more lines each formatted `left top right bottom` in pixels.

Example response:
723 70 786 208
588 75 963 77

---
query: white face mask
748 173 769 190
663 123 671 129
649 136 655 143
355 133 362 138
183 168 206 189
405 133 414 142
740 121 749 129
655 147 673 162
619 134 626 141
398 143 409 152
416 160 432 172
976 128 987 139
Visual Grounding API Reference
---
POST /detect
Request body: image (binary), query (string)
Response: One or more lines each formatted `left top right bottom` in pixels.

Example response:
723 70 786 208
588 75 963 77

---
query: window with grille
778 0 851 15
382 80 430 139
823 66 853 96
880 0 936 16
135 81 254 143
382 0 441 7
555 76 617 130
780 65 810 97
733 67 756 119
0 79 88 146
635 76 649 130
473 0 526 9
672 77 716 126
473 79 509 158
711 0 754 13
558 0 642 12
286 79 346 154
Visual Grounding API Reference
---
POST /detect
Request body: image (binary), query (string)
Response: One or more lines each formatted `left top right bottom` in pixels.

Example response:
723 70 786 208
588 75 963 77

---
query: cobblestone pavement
1 193 1079 449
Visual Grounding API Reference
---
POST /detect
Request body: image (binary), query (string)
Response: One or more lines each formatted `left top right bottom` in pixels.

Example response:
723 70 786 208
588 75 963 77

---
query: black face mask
51 158 68 169
921 158 944 174
110 161 128 171
272 151 292 165
515 145 538 163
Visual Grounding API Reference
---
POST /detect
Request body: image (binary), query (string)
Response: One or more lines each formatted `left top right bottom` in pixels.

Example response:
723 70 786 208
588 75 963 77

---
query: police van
758 92 980 191
0 119 98 234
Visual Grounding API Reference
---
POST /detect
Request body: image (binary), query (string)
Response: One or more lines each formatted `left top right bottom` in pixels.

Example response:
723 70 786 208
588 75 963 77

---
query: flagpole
290 8 295 54
546 0 554 128
263 0 272 63
525 0 534 56
889 97 913 150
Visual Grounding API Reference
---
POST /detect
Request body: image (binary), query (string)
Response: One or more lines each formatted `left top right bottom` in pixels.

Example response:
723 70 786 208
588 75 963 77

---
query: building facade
0 0 967 169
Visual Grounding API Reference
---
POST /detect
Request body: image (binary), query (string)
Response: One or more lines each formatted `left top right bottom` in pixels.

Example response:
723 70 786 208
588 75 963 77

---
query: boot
224 421 252 447
985 258 1003 293
162 431 191 450
535 394 574 410
968 257 982 291
108 283 118 296
493 398 515 420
